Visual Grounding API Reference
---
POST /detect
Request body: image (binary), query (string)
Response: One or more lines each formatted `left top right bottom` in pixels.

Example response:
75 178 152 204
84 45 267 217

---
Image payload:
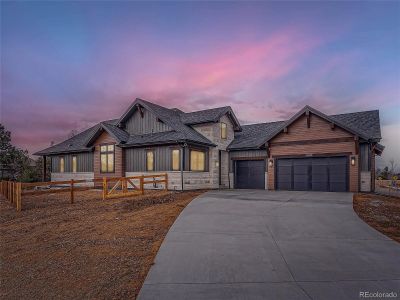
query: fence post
123 178 127 193
70 179 74 204
11 182 14 204
164 173 168 190
140 176 144 195
16 182 22 212
102 177 107 200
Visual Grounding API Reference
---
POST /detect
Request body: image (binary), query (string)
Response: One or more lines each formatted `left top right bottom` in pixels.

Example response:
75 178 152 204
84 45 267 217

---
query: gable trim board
35 99 383 192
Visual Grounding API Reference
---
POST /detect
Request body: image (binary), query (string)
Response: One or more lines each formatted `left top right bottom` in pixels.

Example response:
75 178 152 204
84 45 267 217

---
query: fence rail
0 173 169 211
375 180 400 188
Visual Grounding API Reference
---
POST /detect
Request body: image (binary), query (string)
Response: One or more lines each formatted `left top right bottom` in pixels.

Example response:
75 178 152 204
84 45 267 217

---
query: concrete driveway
139 190 400 300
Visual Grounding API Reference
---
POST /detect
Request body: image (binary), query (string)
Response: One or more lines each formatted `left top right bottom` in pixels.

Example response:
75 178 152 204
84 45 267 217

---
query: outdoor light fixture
351 157 356 166
268 159 273 167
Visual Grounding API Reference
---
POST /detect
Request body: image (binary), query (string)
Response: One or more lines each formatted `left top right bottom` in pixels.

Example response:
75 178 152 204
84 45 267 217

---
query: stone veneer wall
191 114 235 189
125 171 213 190
51 172 94 187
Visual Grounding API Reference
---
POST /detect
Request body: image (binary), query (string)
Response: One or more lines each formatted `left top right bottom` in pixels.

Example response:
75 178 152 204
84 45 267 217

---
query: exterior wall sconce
268 159 274 167
351 156 356 166
215 161 219 167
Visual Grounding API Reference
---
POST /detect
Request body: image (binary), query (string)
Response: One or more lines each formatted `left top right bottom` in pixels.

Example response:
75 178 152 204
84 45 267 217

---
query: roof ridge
329 109 378 117
183 106 231 114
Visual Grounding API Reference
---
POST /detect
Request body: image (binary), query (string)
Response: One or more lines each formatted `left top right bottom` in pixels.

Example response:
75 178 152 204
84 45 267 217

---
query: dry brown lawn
0 189 205 299
353 193 400 243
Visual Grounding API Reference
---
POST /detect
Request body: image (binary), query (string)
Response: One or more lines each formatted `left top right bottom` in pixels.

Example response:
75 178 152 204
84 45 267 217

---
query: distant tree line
0 123 49 182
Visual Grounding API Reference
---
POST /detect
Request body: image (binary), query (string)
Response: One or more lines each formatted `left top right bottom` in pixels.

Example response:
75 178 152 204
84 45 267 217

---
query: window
172 149 180 171
100 144 115 173
72 156 77 173
60 157 65 173
190 150 206 171
221 122 227 139
146 150 154 171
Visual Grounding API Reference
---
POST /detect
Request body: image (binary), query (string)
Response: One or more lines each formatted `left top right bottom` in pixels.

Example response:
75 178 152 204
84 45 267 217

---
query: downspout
180 142 187 191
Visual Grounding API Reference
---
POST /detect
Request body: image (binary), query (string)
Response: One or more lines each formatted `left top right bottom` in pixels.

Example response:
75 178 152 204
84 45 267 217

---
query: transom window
100 144 115 173
172 149 180 171
146 150 154 171
60 157 65 173
72 156 77 173
221 122 227 139
190 150 206 171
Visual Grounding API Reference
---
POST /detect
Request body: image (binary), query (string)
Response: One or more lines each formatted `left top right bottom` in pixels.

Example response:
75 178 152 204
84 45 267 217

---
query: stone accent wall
360 171 371 192
125 171 214 190
192 114 235 189
51 172 94 187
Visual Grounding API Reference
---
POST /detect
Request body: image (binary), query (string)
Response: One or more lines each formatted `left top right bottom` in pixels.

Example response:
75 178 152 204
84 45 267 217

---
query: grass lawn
0 189 205 299
353 193 400 243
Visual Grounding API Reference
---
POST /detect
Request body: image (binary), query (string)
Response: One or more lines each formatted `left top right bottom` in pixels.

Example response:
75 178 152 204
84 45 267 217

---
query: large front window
72 156 77 173
60 157 65 173
100 144 114 173
221 122 227 139
172 149 180 171
146 150 154 171
190 150 205 171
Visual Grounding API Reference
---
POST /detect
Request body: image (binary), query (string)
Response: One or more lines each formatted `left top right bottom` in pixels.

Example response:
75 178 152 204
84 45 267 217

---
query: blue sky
1 1 399 167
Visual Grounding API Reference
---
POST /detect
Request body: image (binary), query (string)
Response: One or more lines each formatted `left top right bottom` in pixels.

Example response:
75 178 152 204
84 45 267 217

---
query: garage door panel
235 160 265 189
277 156 348 192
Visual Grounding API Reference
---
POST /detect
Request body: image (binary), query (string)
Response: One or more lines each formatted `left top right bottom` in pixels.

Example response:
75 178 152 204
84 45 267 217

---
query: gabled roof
330 110 381 141
180 106 242 131
34 119 118 156
229 106 382 150
85 121 130 146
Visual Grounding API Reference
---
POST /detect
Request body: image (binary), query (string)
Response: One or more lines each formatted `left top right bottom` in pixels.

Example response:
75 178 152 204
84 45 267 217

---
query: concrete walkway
139 190 400 300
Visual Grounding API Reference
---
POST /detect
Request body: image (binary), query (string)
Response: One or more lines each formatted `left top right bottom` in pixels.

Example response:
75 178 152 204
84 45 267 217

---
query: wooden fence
0 173 168 212
375 180 400 188
102 173 168 200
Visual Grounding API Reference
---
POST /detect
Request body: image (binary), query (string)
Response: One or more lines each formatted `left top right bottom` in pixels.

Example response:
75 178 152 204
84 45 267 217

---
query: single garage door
276 156 348 192
235 160 265 189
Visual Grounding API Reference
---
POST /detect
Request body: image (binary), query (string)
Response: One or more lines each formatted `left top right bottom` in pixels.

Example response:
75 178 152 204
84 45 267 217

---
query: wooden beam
137 104 144 118
306 111 310 128
354 136 359 155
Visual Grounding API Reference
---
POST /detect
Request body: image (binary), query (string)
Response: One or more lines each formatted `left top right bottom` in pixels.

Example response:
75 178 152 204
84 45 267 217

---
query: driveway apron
138 190 400 300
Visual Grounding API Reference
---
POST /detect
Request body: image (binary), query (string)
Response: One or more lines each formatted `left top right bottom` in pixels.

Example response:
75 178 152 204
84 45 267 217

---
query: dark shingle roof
35 99 382 155
180 107 230 124
34 119 118 155
229 109 382 150
330 110 381 140
228 121 285 150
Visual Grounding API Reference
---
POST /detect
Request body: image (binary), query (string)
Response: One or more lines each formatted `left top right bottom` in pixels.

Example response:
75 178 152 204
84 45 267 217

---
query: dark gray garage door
276 156 348 192
235 160 265 189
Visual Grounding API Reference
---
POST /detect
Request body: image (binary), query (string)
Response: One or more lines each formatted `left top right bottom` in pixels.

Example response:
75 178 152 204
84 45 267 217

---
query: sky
1 1 399 168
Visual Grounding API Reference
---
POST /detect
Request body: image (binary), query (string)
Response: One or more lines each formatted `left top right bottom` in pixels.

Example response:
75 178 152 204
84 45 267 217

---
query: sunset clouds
1 1 399 165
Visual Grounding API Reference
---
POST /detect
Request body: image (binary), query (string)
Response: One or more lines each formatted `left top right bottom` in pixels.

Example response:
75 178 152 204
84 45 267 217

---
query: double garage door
276 156 348 192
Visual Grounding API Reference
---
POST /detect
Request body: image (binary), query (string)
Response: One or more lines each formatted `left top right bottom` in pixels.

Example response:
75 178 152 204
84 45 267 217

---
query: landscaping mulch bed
0 189 205 299
353 193 400 243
